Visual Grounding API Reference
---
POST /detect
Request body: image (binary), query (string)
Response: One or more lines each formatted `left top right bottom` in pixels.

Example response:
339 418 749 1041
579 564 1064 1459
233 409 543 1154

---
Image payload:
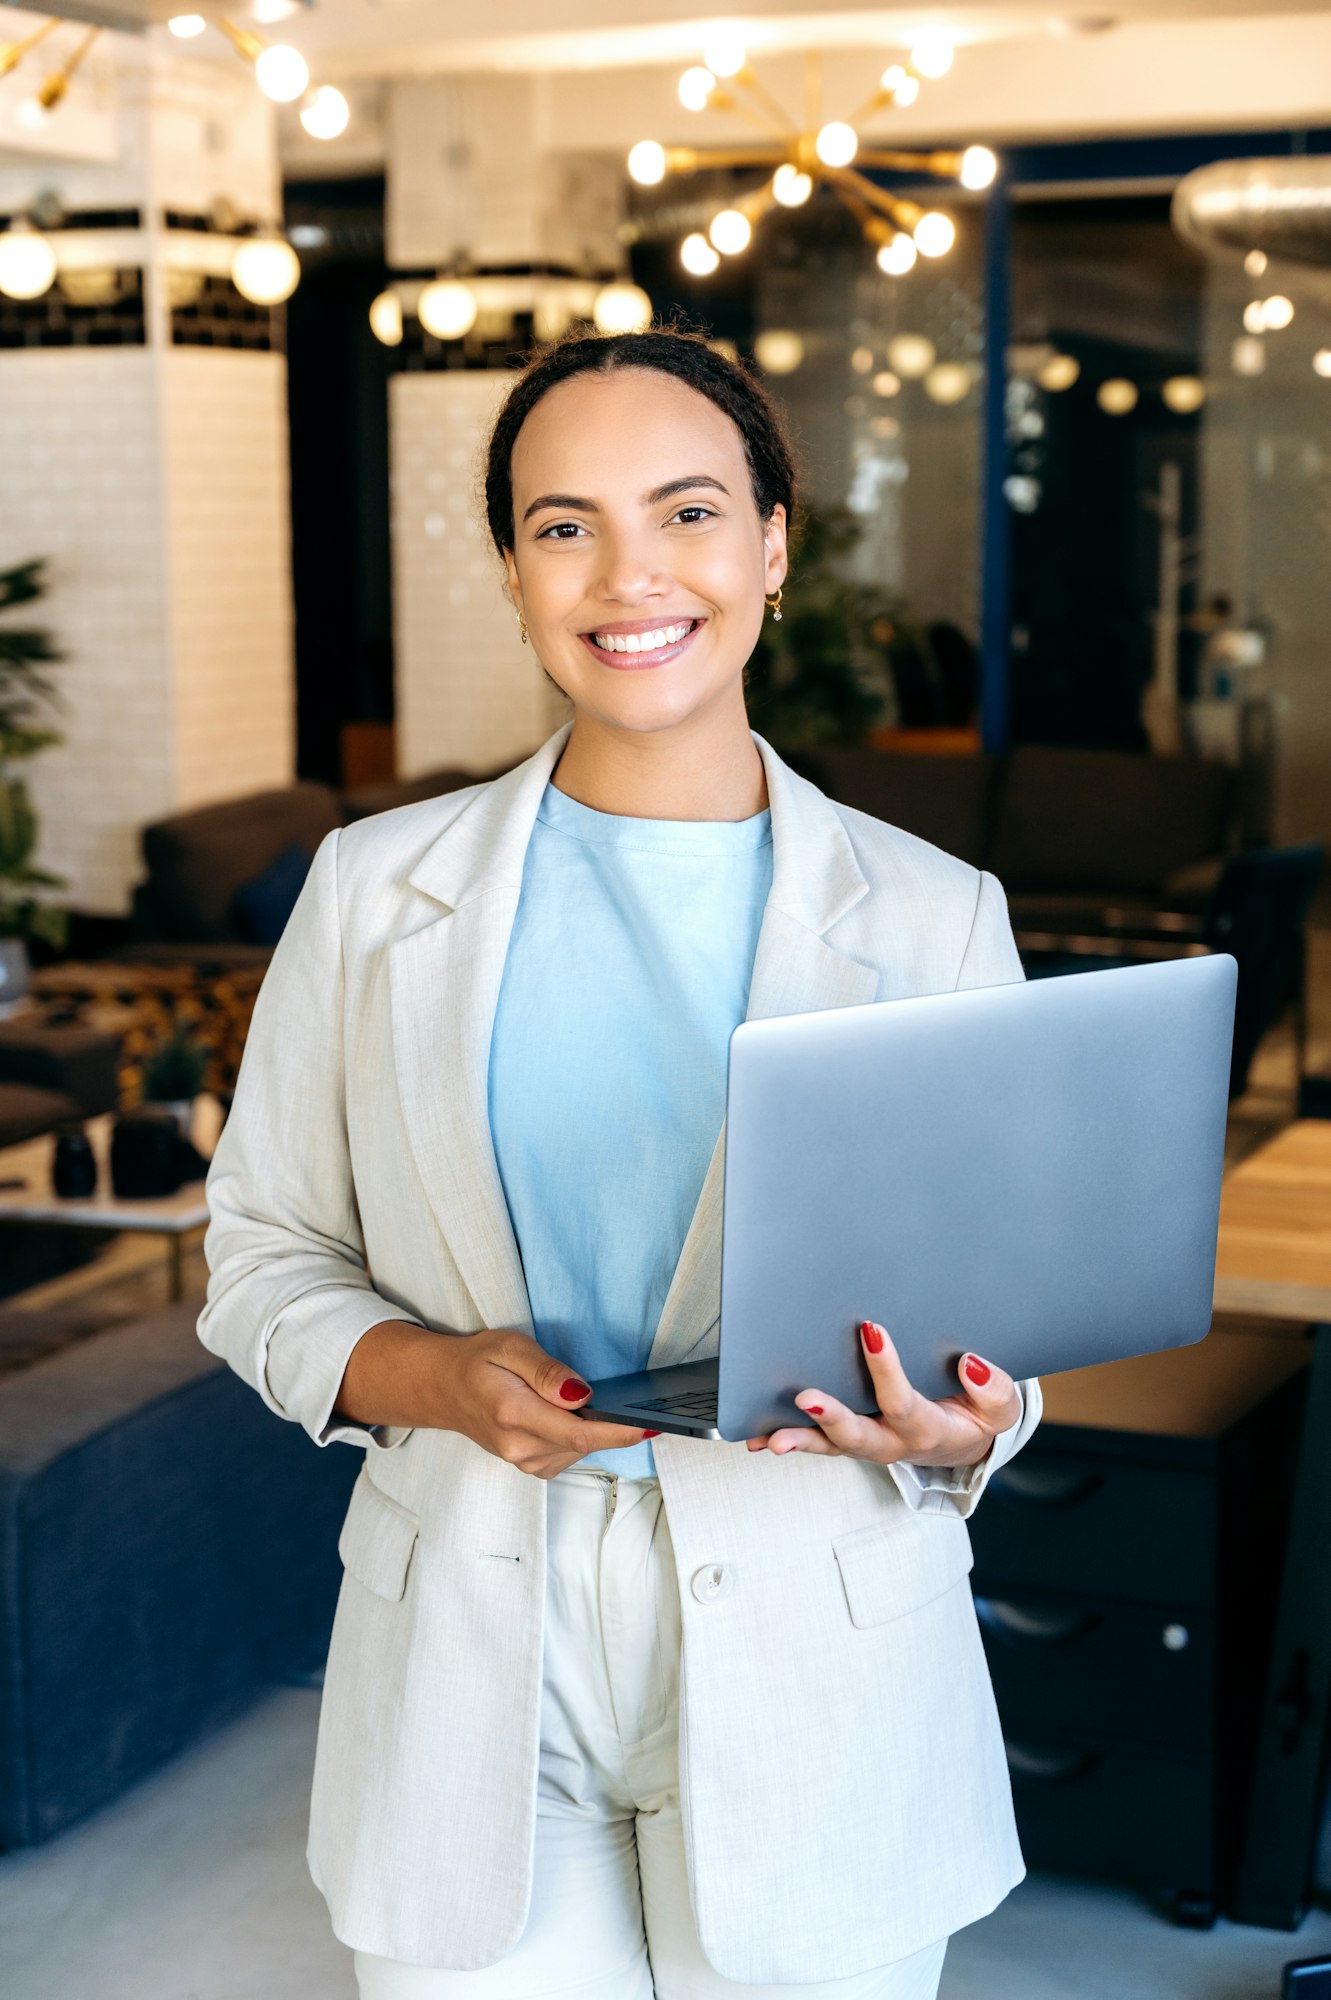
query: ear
502 546 523 616
763 503 788 594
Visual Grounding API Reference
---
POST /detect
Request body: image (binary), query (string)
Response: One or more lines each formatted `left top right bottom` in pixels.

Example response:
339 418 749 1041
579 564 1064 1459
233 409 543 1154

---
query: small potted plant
142 1021 211 1140
0 557 69 1007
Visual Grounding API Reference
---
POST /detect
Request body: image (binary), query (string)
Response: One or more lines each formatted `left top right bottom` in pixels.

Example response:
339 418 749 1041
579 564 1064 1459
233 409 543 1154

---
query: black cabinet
969 1333 1307 1923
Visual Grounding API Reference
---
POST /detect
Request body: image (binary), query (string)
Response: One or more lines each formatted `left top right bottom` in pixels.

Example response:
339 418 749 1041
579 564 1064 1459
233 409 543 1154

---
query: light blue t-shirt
487 780 773 1476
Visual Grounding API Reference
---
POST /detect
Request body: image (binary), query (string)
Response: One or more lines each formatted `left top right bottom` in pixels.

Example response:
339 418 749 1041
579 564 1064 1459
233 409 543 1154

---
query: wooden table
0 1096 222 1300
1211 1120 1331 1928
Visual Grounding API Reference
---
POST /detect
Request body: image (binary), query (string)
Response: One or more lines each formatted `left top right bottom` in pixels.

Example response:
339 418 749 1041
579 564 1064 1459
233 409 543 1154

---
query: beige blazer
198 723 1043 1983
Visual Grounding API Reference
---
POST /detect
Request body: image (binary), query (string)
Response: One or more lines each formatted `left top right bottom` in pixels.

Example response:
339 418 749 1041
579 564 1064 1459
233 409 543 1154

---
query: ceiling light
592 282 652 334
678 65 715 112
0 221 57 301
1096 377 1138 414
960 146 998 190
1231 335 1265 376
913 211 955 258
815 121 858 168
680 233 720 276
925 361 972 404
252 0 299 18
708 208 751 254
15 97 48 130
876 232 917 276
1162 375 1206 413
1242 300 1267 334
701 31 746 78
887 332 936 378
299 85 348 140
772 164 812 207
850 346 874 372
231 235 300 304
872 369 901 397
1311 348 1331 377
628 140 666 186
753 329 804 374
168 14 207 37
1244 248 1267 277
1037 353 1080 391
1261 293 1294 329
417 278 478 339
910 30 955 78
254 44 308 103
368 289 402 346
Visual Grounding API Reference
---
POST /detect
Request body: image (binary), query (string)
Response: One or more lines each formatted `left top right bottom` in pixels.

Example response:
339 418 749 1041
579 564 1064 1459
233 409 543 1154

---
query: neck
551 689 769 822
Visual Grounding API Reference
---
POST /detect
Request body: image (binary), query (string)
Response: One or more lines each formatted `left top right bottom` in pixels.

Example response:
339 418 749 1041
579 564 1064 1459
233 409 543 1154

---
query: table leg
1233 1321 1331 1927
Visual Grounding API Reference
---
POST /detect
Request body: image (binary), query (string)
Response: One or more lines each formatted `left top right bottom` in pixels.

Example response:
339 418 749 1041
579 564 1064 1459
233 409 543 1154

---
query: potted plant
142 1021 211 1140
0 558 68 1009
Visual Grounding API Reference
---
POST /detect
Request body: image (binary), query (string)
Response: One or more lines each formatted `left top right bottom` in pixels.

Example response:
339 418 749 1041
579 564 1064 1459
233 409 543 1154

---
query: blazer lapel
645 736 882 1371
389 726 571 1336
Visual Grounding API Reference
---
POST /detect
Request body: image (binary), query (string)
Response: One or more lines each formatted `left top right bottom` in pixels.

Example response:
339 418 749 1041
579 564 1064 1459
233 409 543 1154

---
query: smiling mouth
579 618 705 669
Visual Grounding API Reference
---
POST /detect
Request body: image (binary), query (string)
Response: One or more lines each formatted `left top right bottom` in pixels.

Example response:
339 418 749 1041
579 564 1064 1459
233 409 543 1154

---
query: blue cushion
232 840 310 945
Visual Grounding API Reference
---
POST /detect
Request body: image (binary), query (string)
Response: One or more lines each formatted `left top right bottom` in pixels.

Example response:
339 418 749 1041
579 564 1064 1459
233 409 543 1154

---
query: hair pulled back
483 324 798 558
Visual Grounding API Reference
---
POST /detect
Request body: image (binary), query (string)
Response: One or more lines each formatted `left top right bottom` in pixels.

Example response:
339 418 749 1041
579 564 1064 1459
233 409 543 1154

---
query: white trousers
354 1469 948 2000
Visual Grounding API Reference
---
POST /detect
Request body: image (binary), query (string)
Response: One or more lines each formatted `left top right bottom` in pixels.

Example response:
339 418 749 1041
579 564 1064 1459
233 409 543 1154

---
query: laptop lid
716 953 1237 1442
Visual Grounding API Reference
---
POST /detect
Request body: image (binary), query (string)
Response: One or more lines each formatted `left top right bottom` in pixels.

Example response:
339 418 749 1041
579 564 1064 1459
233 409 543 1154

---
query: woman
199 327 1042 2000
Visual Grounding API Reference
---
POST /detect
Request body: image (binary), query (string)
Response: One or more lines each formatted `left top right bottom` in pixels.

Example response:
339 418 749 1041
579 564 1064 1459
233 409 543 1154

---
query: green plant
743 506 929 750
0 558 68 950
142 1021 211 1102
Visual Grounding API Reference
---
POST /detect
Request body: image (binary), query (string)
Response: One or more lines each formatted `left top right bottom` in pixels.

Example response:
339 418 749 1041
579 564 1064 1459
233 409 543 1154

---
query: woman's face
503 367 787 738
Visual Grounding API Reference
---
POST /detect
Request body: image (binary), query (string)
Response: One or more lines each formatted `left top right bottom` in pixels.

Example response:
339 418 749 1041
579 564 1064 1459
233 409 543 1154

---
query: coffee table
0 1095 223 1301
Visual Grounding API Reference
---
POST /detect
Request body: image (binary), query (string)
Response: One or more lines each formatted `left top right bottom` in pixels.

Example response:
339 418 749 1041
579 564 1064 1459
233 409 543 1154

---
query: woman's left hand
746 1319 1022 1466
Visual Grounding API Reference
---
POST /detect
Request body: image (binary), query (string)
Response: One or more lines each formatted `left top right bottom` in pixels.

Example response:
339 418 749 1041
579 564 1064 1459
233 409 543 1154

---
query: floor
4 928 1331 1999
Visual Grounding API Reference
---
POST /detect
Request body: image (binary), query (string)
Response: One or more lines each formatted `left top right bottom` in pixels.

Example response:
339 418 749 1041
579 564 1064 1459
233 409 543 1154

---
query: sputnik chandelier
627 29 997 280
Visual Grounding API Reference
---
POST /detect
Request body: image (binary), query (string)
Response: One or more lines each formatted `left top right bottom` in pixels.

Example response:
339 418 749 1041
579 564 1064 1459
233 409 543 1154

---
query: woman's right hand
335 1320 656 1479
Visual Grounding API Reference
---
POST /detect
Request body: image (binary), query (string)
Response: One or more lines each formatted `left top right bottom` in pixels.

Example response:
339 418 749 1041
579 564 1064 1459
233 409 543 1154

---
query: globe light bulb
592 282 652 334
1261 294 1294 329
850 346 874 374
369 290 403 346
678 65 715 112
925 361 972 405
1314 348 1331 379
168 14 207 37
299 85 349 140
1036 353 1080 392
1231 336 1265 377
1244 248 1267 277
708 208 751 255
753 329 804 375
628 140 666 186
0 221 57 301
815 121 858 169
872 369 901 397
886 332 936 379
231 235 300 305
16 97 47 129
701 31 746 78
254 44 309 103
876 232 917 276
910 29 954 77
772 164 812 207
680 232 720 277
1162 375 1206 414
252 0 299 20
960 146 997 190
913 211 955 258
417 278 478 339
1096 377 1138 415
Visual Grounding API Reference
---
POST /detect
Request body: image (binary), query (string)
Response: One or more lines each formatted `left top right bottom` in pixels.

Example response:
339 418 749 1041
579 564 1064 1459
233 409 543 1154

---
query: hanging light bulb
876 232 917 276
680 233 720 276
0 221 57 301
231 234 300 304
678 66 715 112
16 97 48 130
708 208 751 255
880 64 920 106
368 289 403 346
815 121 858 168
1097 378 1139 415
772 164 812 207
1313 348 1331 379
910 29 954 77
417 277 478 339
1037 353 1080 392
960 146 998 190
753 329 804 374
701 31 746 78
167 14 207 36
1231 336 1265 376
592 282 652 334
1162 375 1206 413
299 85 349 140
872 369 901 397
628 141 667 186
1243 248 1268 278
1242 299 1267 334
925 362 973 405
1261 294 1294 329
886 332 936 379
254 43 309 103
913 211 956 258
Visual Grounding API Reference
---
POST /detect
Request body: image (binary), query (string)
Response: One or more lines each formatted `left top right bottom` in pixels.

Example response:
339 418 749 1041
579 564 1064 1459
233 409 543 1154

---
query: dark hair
482 325 798 558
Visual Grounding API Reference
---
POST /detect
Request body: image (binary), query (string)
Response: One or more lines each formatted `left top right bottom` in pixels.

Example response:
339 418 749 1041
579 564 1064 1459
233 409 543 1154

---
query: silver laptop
582 953 1237 1444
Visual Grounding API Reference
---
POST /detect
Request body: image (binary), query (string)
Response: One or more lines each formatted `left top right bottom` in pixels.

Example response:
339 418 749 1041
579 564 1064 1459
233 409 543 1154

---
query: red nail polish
964 1355 991 1386
560 1377 590 1401
642 1429 662 1438
806 1405 824 1416
861 1322 884 1354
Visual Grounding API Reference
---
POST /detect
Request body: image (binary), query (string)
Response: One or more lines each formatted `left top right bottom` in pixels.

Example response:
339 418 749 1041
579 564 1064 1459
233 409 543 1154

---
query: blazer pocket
832 1515 974 1630
338 1469 420 1603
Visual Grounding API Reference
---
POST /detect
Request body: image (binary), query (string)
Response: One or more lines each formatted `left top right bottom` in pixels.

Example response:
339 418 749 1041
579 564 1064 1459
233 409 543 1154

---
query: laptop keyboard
628 1389 719 1418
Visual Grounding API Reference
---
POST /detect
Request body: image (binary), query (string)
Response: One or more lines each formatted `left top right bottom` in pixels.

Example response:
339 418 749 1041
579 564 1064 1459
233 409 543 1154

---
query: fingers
954 1351 1023 1432
858 1321 926 1428
496 1331 594 1410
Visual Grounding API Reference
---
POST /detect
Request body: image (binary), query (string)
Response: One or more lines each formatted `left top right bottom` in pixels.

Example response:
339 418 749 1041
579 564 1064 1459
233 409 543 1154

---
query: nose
592 525 670 608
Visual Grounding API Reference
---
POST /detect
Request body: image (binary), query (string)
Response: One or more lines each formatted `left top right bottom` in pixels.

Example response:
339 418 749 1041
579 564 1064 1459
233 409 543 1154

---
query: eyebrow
521 474 731 524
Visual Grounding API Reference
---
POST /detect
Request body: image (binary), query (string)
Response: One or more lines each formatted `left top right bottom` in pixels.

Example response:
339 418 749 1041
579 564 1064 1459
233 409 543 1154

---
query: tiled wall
390 370 567 776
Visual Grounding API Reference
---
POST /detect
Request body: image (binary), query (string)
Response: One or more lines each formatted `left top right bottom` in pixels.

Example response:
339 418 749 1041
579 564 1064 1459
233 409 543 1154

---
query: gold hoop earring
764 586 783 623
516 612 529 645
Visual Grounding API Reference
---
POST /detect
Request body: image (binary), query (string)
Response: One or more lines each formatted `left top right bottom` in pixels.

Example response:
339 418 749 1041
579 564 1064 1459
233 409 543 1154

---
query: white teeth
593 621 694 653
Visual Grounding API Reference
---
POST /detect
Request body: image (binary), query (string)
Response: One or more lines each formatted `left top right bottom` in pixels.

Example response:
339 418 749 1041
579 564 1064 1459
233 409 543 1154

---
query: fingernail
641 1429 662 1439
964 1354 991 1386
559 1377 590 1401
860 1321 884 1354
805 1404 824 1417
